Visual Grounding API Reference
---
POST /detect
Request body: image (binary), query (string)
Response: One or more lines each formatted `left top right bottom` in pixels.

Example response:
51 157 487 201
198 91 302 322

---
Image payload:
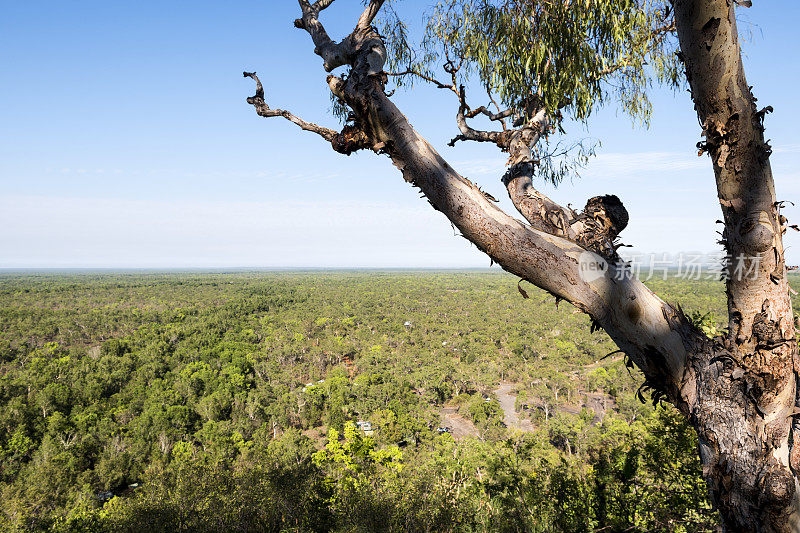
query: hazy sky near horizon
1 1 799 268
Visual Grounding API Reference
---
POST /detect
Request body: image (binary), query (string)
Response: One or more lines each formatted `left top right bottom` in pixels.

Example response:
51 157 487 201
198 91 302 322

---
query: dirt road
494 383 535 433
439 406 479 439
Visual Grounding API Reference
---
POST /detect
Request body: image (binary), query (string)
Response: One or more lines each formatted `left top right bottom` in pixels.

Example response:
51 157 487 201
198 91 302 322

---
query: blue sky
1 1 798 268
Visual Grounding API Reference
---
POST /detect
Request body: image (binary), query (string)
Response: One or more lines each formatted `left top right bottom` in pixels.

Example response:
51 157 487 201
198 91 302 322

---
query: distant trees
0 272 764 530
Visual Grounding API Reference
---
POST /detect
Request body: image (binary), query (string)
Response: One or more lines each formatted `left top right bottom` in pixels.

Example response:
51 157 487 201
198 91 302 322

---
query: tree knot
577 195 629 261
760 467 795 508
331 124 371 156
752 299 784 348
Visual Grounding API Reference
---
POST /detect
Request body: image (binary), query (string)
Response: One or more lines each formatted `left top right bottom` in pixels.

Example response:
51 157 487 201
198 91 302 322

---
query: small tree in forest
244 1 799 529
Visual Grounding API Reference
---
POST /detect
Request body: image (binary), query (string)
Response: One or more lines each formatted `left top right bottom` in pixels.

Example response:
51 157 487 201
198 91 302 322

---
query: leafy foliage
385 0 680 124
689 310 722 338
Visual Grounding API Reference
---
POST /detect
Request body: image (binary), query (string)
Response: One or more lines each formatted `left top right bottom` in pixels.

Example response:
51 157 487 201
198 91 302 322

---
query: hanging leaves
382 0 678 126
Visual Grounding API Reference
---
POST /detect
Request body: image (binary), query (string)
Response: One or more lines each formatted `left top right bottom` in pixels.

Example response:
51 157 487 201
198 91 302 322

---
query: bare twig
386 69 458 94
242 72 337 142
465 106 514 122
484 84 508 130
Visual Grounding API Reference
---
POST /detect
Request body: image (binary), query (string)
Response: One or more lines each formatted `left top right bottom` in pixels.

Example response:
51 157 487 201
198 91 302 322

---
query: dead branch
465 106 514 122
242 72 337 142
386 69 458 94
449 85 508 147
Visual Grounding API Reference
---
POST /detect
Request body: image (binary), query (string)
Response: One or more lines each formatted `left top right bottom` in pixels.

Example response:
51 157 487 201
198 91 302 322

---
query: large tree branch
443 82 629 261
327 71 697 412
385 60 620 260
499 110 629 260
503 163 629 261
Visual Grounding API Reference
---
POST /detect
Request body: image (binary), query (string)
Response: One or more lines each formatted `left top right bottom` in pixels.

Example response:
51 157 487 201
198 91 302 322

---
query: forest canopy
0 271 761 531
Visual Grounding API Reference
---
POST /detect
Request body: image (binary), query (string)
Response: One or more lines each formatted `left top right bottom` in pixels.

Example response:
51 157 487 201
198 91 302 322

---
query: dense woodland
1 271 797 531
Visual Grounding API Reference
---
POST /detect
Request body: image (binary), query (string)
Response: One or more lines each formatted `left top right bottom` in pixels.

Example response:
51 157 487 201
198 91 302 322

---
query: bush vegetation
2 270 796 531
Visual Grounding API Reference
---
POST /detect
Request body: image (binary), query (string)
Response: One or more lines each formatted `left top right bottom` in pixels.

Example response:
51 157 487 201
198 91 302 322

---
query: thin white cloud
48 166 342 183
774 143 800 154
0 195 488 268
585 151 707 179
4 144 798 267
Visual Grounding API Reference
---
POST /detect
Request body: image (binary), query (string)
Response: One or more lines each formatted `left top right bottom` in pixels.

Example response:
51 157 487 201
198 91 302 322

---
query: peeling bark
673 0 799 529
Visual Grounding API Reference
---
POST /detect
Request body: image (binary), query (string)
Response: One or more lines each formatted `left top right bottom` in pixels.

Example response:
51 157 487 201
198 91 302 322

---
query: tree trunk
672 1 800 530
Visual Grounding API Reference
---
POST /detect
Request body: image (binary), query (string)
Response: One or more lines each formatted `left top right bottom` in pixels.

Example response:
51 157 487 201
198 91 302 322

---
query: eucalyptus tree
244 0 798 529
